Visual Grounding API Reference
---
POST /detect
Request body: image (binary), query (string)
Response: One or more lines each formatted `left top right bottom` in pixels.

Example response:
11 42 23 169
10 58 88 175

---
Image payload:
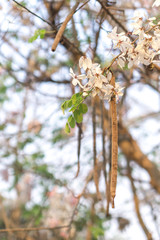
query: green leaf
68 115 76 128
61 101 69 114
68 99 72 108
91 226 105 238
0 124 6 131
28 29 46 43
71 93 82 104
19 1 27 7
74 109 83 123
65 122 70 133
69 105 77 112
79 103 88 114
75 96 83 105
39 29 46 39
28 36 38 43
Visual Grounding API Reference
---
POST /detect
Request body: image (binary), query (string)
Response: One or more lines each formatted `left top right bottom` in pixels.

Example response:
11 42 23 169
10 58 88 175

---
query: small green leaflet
61 92 89 133
28 29 46 43
79 103 88 114
68 115 75 128
65 123 70 134
74 109 83 124
61 101 69 114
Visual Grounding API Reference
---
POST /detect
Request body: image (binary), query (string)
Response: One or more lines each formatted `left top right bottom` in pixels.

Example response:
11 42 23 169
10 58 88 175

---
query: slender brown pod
106 129 112 215
92 98 101 200
100 100 107 181
51 2 80 51
110 75 118 208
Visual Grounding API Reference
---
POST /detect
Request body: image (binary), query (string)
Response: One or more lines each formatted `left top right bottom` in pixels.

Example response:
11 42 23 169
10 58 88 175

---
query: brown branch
51 2 80 51
110 75 118 208
0 225 70 233
12 0 52 26
98 0 134 41
75 0 90 13
127 161 153 240
12 0 83 57
0 198 13 239
118 121 160 194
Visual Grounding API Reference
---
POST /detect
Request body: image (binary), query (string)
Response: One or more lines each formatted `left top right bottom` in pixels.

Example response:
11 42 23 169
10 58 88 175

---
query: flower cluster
70 56 124 101
108 8 160 69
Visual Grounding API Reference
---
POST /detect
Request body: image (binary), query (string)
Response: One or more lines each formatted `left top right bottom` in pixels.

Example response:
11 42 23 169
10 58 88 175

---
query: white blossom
70 57 124 102
69 68 86 88
79 56 92 70
152 0 160 7
107 11 160 71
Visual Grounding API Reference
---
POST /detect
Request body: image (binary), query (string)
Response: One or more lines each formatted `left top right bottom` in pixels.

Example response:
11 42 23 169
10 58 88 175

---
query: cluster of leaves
28 29 46 43
61 92 88 133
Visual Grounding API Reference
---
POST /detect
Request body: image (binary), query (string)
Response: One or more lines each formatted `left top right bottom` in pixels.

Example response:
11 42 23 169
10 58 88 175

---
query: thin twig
0 198 13 239
12 0 83 57
75 0 90 12
12 0 52 26
75 123 82 178
0 225 70 233
51 2 80 51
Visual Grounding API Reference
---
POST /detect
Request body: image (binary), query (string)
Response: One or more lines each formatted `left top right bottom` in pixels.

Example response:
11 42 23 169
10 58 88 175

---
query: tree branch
51 2 80 51
0 225 70 233
127 161 153 240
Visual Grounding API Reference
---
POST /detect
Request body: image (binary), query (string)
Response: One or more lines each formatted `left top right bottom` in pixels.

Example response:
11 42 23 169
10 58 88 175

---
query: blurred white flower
152 0 160 7
79 56 92 70
70 68 86 88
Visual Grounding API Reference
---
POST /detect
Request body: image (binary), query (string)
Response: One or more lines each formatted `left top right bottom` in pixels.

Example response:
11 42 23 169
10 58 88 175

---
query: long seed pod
106 128 112 215
92 99 101 200
110 75 118 208
100 100 107 181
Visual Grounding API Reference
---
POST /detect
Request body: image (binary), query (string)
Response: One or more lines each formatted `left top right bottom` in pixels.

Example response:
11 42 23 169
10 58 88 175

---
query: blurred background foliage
0 0 160 239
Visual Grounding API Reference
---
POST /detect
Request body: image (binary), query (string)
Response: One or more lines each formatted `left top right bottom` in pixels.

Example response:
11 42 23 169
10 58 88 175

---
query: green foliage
34 164 54 179
90 215 105 239
22 204 46 226
91 225 105 238
0 82 8 103
153 16 160 24
61 92 89 133
52 128 68 145
18 137 34 150
19 1 27 7
65 122 70 133
73 109 83 123
68 115 76 128
0 124 6 131
28 29 46 43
